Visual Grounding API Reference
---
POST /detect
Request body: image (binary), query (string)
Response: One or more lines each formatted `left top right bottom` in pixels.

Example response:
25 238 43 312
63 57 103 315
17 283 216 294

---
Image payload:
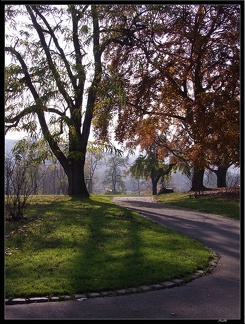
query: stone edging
5 250 220 305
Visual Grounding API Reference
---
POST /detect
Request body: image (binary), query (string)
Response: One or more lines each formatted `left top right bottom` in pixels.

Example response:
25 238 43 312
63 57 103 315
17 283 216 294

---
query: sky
5 130 28 140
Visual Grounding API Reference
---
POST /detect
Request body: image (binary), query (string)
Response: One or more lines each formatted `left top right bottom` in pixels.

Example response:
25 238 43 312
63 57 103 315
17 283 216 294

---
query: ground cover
155 188 240 220
5 194 213 299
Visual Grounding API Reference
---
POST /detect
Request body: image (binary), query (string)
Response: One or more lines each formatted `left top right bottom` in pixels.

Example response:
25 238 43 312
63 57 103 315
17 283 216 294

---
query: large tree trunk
151 167 160 195
216 166 228 188
190 167 206 192
67 159 89 197
152 179 158 195
209 165 229 188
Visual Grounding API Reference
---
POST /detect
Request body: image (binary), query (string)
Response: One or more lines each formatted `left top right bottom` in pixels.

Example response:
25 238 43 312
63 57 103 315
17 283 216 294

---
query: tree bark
152 179 158 195
190 167 206 192
67 159 89 197
150 167 160 195
215 165 228 188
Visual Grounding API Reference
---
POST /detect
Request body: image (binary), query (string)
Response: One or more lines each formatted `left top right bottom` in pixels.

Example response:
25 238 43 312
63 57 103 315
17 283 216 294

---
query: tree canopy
5 4 148 196
95 4 240 173
5 4 240 196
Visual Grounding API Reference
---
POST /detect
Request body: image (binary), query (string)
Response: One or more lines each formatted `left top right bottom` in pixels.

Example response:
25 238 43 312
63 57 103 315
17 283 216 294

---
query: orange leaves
98 5 240 170
138 118 156 137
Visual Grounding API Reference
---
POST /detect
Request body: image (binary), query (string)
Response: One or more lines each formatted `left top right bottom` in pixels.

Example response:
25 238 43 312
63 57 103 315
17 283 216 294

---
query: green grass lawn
5 194 214 299
155 192 240 220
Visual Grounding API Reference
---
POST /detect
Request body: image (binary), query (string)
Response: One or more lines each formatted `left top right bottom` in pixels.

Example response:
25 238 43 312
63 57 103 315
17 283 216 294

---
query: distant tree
42 157 68 194
130 145 175 195
127 176 151 195
226 168 240 189
103 152 129 194
84 142 105 193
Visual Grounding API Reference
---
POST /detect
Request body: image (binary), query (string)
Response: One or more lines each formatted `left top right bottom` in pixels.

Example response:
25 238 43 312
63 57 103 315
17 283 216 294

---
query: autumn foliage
5 4 240 195
94 4 240 183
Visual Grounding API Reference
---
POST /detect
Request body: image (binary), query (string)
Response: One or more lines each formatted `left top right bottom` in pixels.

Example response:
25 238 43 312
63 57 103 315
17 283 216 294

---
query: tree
5 138 47 220
84 141 105 193
130 146 175 195
103 152 129 194
95 4 240 192
41 157 68 194
5 4 146 197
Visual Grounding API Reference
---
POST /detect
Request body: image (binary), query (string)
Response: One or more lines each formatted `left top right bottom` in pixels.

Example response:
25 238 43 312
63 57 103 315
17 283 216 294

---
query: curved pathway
5 196 240 320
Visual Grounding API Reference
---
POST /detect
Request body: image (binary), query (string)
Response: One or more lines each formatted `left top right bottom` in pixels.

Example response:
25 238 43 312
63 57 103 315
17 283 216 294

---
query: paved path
5 196 241 320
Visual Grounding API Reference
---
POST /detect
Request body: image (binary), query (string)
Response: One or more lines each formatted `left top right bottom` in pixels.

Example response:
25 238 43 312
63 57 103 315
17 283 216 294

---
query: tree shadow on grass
5 196 215 298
